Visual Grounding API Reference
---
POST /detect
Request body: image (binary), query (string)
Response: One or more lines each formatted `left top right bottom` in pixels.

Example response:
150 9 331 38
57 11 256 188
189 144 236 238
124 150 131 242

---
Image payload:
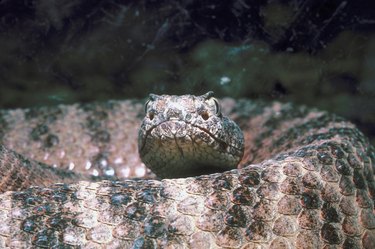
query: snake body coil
0 94 374 248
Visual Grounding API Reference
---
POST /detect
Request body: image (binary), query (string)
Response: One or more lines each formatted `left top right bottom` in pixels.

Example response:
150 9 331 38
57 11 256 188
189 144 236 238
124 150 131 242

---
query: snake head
138 92 244 179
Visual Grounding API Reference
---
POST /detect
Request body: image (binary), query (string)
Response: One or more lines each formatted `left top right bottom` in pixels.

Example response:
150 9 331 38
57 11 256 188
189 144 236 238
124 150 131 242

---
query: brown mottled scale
0 96 374 248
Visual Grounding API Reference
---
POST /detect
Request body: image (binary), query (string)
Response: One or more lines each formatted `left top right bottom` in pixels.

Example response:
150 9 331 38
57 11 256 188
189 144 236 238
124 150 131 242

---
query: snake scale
0 93 374 248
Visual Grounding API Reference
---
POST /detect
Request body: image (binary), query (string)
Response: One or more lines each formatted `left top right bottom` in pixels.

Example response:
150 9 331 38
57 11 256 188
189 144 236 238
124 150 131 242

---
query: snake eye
144 100 151 113
145 93 160 113
144 101 155 120
212 97 221 116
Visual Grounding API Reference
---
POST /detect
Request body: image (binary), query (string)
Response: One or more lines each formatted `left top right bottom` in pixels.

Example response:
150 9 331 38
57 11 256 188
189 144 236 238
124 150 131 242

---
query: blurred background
0 0 374 144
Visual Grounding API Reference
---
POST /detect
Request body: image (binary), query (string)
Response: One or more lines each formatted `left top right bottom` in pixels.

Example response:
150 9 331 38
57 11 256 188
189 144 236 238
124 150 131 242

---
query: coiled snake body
0 93 374 248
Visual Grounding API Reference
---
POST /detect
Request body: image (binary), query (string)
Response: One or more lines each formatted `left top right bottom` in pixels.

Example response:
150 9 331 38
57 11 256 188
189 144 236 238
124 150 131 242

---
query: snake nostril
149 112 155 120
200 111 209 120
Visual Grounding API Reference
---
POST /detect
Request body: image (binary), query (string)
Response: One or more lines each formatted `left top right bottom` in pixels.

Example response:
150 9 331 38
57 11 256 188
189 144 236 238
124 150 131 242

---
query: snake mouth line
140 120 242 155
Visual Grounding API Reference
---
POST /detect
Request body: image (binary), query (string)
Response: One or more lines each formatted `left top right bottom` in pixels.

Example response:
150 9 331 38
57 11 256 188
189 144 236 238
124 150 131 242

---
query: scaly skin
0 96 374 248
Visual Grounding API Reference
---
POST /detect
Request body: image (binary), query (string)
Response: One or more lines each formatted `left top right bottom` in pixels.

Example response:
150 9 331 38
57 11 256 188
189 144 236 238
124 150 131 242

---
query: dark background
0 0 374 144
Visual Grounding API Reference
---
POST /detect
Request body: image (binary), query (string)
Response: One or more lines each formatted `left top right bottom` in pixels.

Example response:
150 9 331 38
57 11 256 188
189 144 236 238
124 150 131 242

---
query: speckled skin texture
0 100 149 181
0 96 374 248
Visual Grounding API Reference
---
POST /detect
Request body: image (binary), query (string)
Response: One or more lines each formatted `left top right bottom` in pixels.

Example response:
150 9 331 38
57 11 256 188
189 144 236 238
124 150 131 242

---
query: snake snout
159 121 187 138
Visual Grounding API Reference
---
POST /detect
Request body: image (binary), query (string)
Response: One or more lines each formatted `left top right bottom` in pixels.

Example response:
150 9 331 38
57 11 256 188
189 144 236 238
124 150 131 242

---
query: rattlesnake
0 93 374 248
